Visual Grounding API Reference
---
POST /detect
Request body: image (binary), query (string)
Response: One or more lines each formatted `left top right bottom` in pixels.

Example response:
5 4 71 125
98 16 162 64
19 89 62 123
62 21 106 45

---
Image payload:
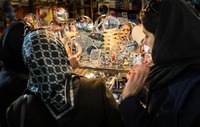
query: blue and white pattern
22 28 75 120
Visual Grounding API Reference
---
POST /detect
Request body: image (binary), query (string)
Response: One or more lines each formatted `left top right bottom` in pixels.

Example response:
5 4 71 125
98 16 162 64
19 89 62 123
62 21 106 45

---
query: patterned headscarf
22 28 75 121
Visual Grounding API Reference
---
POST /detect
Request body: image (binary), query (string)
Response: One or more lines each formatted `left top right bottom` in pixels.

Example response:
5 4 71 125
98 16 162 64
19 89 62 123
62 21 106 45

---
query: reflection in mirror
119 22 134 42
66 20 76 32
89 15 106 48
65 37 82 58
38 6 53 27
125 41 139 53
75 15 93 35
119 22 139 54
89 32 104 42
103 16 120 30
75 35 95 60
23 13 40 30
90 49 101 61
94 14 107 33
66 20 77 40
55 7 69 24
51 7 69 43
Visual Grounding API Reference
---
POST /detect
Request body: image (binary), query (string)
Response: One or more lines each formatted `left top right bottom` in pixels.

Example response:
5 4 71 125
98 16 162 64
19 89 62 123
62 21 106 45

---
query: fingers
123 64 150 97
74 52 81 58
135 64 150 84
69 55 80 70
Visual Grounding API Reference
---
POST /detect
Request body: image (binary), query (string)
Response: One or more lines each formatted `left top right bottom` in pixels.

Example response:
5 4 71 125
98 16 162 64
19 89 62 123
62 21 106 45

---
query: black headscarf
144 0 200 90
0 21 30 73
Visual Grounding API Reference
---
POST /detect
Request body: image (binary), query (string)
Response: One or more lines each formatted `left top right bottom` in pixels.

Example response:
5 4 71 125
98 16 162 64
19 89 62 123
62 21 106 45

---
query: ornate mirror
102 15 120 30
94 14 107 33
66 20 76 32
65 37 82 58
75 35 96 61
75 15 93 36
55 7 69 24
23 13 39 30
118 22 139 53
119 22 134 42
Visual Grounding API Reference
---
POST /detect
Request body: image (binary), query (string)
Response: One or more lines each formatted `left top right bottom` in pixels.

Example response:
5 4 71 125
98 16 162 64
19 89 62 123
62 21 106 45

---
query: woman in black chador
0 21 30 127
119 0 200 127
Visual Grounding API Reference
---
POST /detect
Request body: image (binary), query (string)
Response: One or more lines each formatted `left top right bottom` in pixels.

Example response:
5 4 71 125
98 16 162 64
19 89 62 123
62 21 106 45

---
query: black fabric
0 21 30 73
119 72 200 127
145 0 200 90
119 0 200 127
0 21 29 127
6 77 124 127
56 74 80 127
0 71 28 127
20 94 28 127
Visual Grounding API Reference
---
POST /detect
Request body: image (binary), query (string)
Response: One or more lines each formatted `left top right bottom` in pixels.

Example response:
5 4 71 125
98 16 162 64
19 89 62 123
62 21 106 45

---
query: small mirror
75 15 93 36
119 22 134 42
90 15 106 48
94 14 107 33
90 49 101 61
103 16 120 30
119 22 140 53
75 35 96 60
65 37 82 58
52 7 69 42
39 6 53 26
55 7 69 24
66 20 76 32
23 13 39 29
66 20 77 39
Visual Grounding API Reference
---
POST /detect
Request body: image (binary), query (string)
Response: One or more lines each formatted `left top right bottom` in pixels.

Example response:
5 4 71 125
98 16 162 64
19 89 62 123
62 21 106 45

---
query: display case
65 14 148 102
6 4 149 102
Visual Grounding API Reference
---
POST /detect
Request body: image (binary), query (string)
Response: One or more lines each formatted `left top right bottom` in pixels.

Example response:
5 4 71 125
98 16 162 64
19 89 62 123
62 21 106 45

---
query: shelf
79 61 129 73
10 1 29 6
110 8 140 13
9 0 93 20
65 4 90 8
76 5 90 9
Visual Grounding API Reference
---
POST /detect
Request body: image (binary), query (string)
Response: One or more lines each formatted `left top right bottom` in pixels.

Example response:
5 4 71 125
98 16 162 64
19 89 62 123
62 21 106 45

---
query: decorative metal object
75 15 93 36
55 7 69 24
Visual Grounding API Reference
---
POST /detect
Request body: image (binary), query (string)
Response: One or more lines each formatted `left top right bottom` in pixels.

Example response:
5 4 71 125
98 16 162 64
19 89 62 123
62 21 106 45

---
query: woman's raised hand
122 64 150 99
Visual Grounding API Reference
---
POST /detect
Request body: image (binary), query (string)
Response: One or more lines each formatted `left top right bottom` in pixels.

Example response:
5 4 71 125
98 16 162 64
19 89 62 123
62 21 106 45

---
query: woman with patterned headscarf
119 0 200 127
6 28 124 127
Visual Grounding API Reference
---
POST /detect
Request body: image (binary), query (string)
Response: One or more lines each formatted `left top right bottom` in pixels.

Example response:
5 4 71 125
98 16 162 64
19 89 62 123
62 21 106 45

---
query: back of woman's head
140 0 161 35
0 21 31 72
22 28 76 123
22 28 71 79
22 28 72 104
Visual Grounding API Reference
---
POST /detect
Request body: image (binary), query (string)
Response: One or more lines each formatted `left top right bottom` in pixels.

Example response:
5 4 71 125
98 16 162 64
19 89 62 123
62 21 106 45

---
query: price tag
133 53 142 65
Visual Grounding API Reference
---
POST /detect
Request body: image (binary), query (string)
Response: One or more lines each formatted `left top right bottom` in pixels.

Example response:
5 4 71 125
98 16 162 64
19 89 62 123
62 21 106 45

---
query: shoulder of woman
79 77 107 92
80 76 105 85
